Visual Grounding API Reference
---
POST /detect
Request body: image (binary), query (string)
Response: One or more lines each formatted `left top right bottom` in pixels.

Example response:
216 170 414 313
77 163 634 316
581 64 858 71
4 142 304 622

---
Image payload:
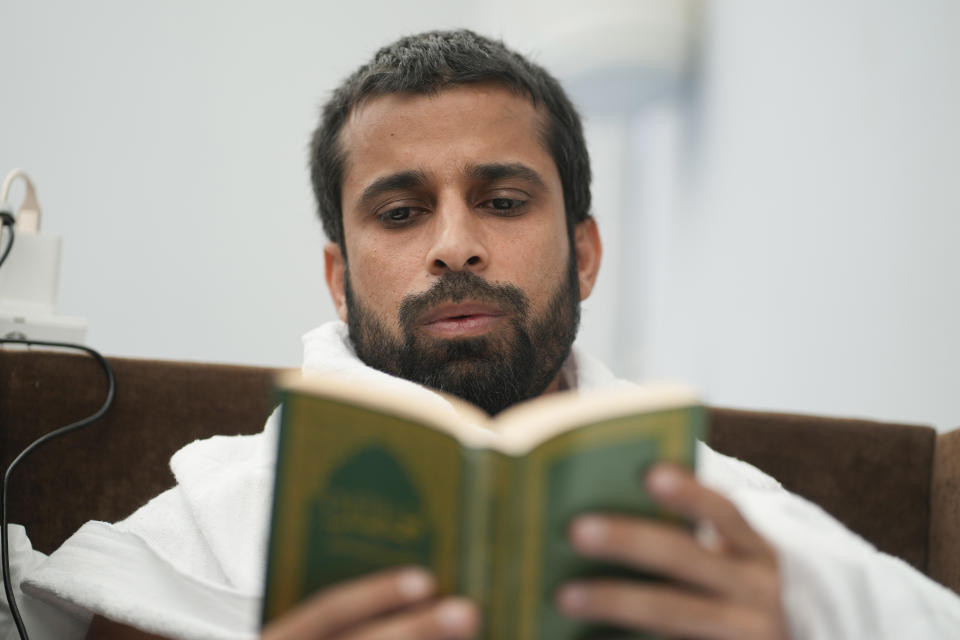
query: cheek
512 227 569 289
492 254 565 320
346 241 419 317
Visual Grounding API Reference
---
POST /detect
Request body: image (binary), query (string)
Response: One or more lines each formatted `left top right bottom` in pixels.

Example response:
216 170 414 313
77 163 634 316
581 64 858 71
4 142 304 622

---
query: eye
480 197 527 216
376 207 424 228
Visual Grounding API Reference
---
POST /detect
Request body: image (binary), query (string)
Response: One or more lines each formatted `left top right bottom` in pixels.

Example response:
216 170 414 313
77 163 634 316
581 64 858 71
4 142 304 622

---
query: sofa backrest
1 351 276 555
931 428 960 591
1 349 955 594
710 408 936 573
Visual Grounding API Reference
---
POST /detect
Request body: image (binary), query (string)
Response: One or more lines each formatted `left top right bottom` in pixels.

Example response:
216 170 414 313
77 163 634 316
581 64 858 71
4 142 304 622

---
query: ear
324 242 349 322
573 217 602 301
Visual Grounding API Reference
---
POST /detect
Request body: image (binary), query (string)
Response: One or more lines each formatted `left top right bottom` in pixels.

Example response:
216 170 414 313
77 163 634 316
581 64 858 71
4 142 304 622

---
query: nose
425 202 488 275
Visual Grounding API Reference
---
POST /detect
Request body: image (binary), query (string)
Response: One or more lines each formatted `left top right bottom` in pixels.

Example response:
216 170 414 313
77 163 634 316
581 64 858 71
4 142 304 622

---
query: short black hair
309 29 592 249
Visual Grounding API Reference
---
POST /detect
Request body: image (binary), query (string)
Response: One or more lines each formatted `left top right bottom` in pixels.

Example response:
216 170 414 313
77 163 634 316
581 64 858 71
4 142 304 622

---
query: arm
558 461 960 639
85 567 478 640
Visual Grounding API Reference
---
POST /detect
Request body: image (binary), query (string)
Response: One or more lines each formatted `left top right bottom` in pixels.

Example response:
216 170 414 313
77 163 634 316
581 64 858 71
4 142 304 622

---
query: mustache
398 271 529 331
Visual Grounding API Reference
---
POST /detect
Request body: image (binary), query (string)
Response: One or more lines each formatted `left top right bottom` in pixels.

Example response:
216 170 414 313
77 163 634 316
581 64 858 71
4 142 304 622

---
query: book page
490 383 699 455
277 370 497 447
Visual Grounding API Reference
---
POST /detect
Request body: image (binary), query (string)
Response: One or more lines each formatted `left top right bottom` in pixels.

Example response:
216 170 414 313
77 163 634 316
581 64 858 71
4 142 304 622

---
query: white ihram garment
5 321 960 639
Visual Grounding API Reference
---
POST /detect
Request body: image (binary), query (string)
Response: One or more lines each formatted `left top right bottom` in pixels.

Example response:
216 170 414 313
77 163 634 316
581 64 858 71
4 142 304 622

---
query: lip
419 302 507 337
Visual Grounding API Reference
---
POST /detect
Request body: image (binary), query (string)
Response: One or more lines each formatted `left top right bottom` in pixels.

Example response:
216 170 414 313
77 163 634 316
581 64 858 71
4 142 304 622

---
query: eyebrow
466 162 547 189
358 169 429 209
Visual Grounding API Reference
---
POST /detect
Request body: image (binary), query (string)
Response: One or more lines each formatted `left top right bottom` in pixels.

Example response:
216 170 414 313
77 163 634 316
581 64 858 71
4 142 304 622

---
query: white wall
0 0 472 367
2 1 958 431
0 0 677 367
637 0 960 431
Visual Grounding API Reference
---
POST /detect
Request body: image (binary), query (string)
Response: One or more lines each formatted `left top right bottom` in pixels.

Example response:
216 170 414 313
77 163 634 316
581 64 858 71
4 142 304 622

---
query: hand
261 566 478 640
556 464 790 640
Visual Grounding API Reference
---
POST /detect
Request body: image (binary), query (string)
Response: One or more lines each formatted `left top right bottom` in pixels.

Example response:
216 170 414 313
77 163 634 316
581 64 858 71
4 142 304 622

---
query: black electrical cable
0 212 15 270
0 340 115 640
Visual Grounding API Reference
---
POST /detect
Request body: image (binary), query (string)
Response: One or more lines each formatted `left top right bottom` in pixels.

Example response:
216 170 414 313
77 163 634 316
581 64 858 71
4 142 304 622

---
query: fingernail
570 515 607 551
647 465 679 496
397 568 433 599
557 584 587 614
436 598 476 633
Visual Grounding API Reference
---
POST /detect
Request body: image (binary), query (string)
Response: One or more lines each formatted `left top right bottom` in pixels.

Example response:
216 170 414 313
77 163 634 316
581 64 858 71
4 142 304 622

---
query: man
17 29 960 640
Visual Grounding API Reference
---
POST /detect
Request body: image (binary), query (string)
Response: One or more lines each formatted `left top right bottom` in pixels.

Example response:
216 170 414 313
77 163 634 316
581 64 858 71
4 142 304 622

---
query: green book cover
262 373 705 639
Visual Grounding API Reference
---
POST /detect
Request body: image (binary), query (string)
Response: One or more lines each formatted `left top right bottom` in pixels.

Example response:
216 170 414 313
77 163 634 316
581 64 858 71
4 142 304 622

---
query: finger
569 515 772 603
261 566 435 640
556 579 779 640
646 464 773 559
334 597 479 640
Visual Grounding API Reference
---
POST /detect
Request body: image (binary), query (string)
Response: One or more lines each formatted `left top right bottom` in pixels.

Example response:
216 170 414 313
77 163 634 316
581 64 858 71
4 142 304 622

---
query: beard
345 252 581 415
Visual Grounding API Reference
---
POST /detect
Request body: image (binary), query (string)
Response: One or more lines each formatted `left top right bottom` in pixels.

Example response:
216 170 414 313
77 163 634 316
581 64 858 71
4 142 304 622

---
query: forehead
338 84 558 199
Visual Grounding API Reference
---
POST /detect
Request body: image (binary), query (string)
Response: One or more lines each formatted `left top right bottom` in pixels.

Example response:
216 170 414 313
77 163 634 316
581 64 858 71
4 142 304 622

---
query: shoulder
695 441 783 494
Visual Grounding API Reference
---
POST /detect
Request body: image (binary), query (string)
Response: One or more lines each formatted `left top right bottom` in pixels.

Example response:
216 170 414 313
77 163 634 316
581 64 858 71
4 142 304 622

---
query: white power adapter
0 169 87 342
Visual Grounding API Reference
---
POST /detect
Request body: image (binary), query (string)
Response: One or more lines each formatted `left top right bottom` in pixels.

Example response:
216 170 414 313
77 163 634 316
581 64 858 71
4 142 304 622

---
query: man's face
325 84 600 414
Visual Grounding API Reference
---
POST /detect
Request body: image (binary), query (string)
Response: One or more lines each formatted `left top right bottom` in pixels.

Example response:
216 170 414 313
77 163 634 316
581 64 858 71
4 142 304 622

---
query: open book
262 372 705 639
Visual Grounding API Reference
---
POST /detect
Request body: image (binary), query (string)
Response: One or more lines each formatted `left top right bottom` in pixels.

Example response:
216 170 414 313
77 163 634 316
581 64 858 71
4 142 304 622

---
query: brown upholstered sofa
2 349 958 595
